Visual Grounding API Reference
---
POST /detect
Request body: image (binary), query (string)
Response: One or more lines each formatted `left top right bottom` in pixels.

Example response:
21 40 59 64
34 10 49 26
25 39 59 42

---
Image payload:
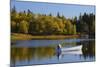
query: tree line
11 6 95 36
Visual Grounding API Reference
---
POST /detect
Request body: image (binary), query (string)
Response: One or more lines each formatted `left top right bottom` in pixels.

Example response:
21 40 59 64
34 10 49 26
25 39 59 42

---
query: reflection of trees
11 47 55 66
80 40 95 60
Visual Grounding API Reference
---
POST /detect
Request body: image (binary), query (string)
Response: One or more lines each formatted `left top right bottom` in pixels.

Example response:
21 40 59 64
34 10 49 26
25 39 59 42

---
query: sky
11 0 95 18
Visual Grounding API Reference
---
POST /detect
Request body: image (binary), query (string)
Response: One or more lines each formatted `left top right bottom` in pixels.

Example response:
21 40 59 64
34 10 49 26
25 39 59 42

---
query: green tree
57 12 61 18
19 20 28 34
65 20 73 34
72 24 77 34
11 21 17 32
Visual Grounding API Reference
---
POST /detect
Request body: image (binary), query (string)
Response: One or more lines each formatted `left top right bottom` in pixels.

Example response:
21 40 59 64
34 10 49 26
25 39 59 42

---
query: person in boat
57 44 61 49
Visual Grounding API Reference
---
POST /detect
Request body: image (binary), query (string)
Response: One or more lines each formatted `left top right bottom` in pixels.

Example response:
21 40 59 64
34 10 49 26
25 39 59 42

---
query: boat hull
61 45 82 52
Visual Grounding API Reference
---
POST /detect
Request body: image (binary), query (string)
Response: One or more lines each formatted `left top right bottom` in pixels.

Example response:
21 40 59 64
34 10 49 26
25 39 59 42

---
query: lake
11 38 95 66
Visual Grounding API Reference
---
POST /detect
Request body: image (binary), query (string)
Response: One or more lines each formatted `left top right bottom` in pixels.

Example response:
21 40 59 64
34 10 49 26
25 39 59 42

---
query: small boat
61 45 82 52
56 44 83 60
57 44 82 52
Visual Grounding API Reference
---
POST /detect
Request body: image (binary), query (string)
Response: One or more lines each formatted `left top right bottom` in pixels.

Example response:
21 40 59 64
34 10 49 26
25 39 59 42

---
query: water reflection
81 40 95 60
11 47 55 66
11 39 95 66
57 40 95 60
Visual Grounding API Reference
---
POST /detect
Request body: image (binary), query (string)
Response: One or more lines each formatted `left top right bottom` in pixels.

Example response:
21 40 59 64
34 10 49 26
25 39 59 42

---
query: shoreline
11 33 80 40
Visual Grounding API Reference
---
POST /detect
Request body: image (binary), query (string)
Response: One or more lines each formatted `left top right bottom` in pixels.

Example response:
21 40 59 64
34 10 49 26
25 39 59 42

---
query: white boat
58 44 82 52
61 45 82 52
57 44 83 60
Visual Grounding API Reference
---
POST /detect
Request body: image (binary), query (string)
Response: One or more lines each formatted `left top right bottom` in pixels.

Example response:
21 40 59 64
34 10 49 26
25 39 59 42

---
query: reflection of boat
62 50 82 55
57 49 83 60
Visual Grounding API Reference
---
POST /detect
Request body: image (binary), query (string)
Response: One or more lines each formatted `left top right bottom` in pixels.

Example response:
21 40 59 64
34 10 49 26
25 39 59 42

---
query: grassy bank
11 33 79 40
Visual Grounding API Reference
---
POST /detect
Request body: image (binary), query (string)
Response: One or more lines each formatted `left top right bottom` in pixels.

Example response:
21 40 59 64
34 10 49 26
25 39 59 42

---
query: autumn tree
19 20 28 34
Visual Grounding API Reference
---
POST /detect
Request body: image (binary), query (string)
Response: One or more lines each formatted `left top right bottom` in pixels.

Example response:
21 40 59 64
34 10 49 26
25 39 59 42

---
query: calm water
11 38 95 66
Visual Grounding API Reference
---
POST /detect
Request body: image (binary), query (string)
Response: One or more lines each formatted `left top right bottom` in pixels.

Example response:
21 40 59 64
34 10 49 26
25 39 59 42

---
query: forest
11 6 95 38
